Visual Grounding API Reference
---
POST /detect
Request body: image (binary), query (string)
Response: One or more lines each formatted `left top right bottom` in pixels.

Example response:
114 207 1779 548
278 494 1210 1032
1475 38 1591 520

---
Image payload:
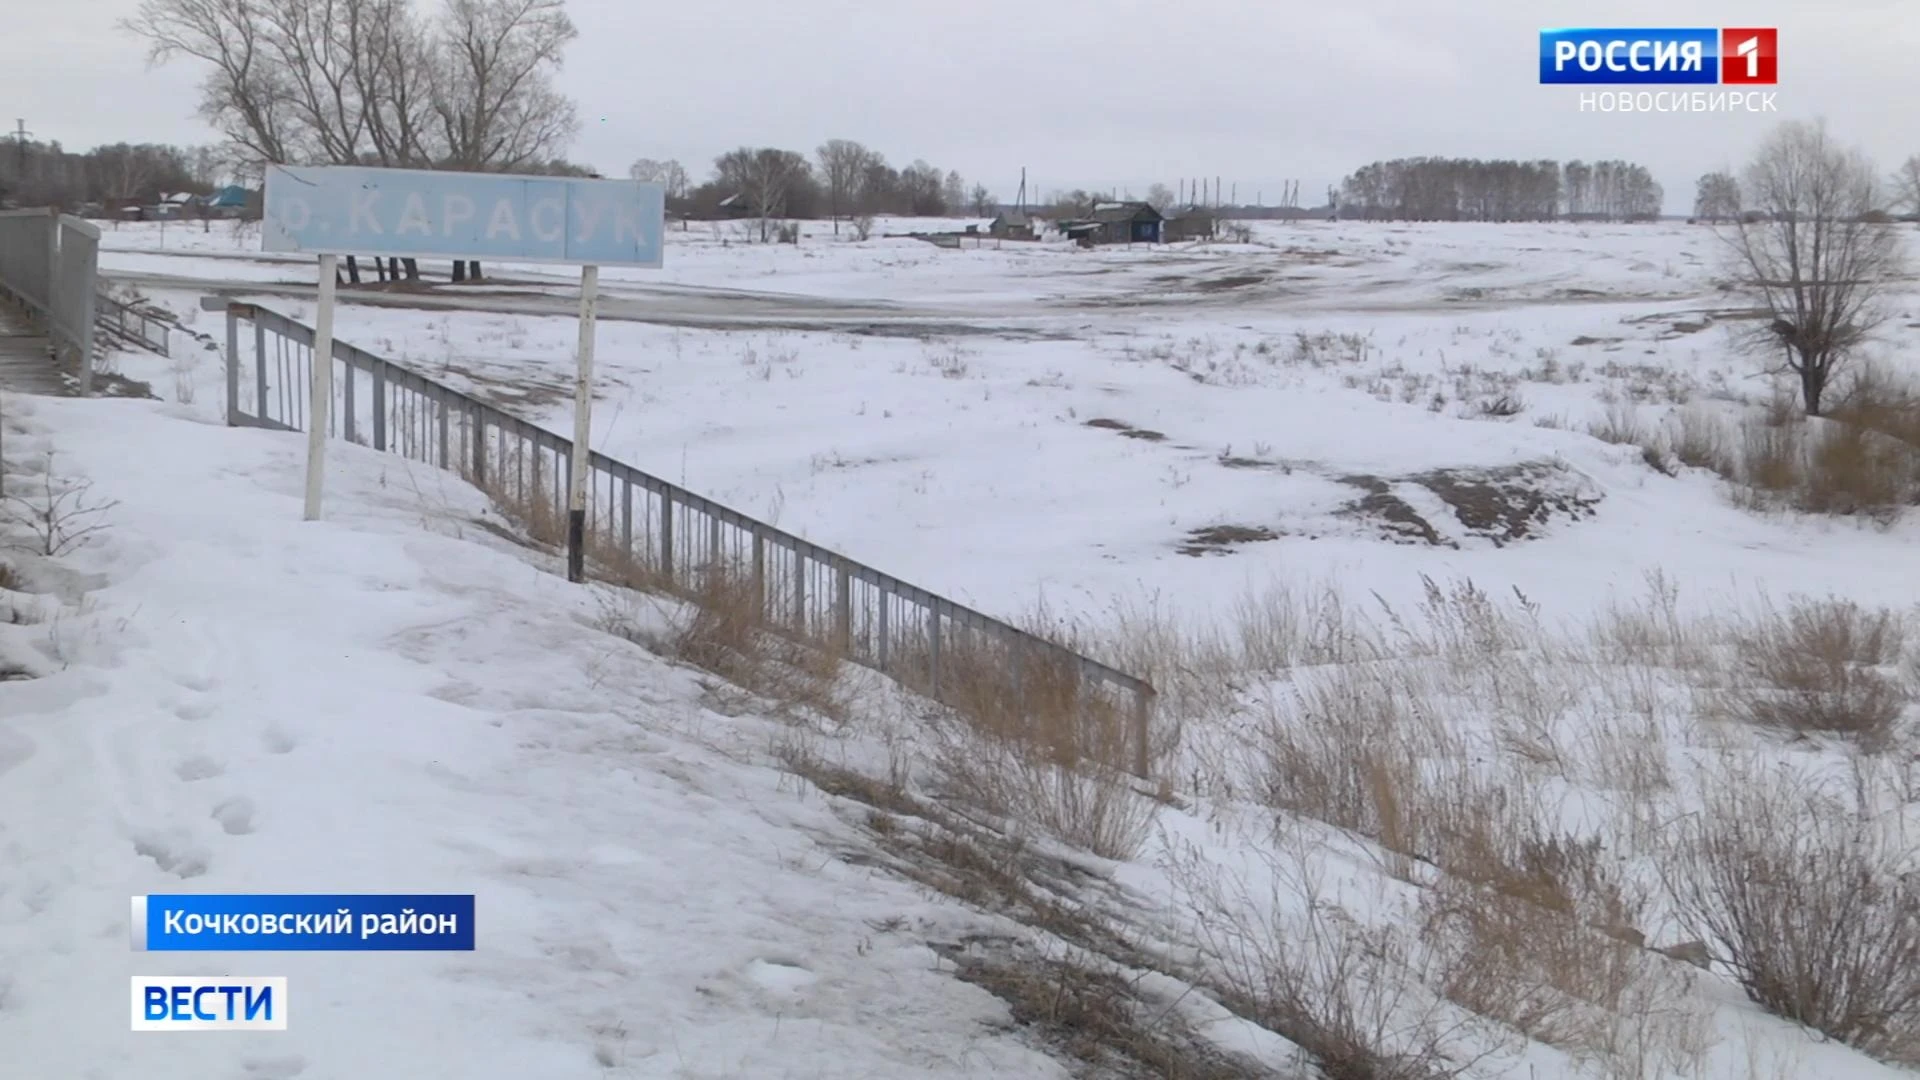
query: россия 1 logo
1540 28 1777 84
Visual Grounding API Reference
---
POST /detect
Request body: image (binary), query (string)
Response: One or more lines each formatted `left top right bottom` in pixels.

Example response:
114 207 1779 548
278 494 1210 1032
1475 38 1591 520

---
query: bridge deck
0 305 66 396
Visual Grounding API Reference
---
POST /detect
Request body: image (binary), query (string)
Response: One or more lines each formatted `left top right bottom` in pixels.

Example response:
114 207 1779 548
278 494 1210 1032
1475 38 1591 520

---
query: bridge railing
217 299 1160 777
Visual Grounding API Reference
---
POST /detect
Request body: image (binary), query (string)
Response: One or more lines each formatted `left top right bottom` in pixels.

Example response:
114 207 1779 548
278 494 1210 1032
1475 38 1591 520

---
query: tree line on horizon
630 141 988 241
1337 158 1666 222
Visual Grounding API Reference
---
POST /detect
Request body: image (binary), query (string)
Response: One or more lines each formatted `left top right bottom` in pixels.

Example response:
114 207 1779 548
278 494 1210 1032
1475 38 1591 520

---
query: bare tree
1891 154 1920 217
1693 170 1740 223
1145 182 1175 211
1728 120 1905 416
628 157 688 198
715 147 809 241
432 0 579 280
122 0 299 165
815 139 872 235
967 183 994 217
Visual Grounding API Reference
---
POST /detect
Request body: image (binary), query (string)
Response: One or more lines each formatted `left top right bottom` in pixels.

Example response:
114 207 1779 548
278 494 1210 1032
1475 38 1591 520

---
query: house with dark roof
988 209 1035 240
1163 205 1217 242
1073 201 1162 246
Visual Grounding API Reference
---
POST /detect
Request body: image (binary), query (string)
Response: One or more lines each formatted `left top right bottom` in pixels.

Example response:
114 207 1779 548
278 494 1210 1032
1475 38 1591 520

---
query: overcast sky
8 0 1915 212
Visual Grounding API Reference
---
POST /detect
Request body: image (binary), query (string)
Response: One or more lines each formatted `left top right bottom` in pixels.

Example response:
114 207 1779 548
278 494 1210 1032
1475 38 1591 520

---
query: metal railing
217 300 1160 776
0 208 100 393
95 291 173 357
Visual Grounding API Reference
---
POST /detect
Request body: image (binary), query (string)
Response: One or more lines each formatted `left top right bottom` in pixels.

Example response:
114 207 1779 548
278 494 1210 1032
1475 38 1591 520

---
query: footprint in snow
174 755 226 781
240 1055 307 1079
745 957 817 995
172 698 218 722
212 797 257 835
174 672 220 694
132 833 211 879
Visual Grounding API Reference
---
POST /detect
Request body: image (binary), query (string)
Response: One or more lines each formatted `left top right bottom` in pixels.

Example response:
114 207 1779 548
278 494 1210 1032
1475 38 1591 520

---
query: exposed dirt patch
1177 524 1279 556
1336 463 1601 548
1084 418 1166 442
1335 475 1447 546
1416 463 1601 544
435 362 573 412
1570 335 1624 347
1195 274 1266 292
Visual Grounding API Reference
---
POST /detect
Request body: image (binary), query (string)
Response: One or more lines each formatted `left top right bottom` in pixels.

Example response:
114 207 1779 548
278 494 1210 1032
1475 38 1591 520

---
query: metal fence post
372 362 387 451
928 604 942 699
876 583 891 671
659 491 674 583
750 532 765 618
793 549 807 635
471 409 486 485
341 354 356 443
833 564 851 652
254 320 268 421
1131 689 1153 779
225 308 240 425
621 476 633 557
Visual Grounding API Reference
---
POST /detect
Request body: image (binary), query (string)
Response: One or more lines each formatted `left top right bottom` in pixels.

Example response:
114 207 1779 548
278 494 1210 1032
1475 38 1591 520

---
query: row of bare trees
122 0 586 282
1338 158 1664 222
629 140 991 240
0 141 222 210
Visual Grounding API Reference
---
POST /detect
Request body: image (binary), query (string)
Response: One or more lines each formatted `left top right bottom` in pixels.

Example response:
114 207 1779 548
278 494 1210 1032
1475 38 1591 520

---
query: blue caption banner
133 894 475 951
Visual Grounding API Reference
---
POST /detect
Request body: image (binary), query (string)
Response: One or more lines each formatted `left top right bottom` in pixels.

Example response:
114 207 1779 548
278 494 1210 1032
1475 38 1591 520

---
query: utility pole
11 119 30 173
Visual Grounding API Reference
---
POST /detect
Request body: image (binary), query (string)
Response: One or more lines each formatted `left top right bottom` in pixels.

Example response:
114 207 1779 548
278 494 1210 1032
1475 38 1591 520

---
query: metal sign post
258 166 665 552
305 253 338 521
567 265 599 583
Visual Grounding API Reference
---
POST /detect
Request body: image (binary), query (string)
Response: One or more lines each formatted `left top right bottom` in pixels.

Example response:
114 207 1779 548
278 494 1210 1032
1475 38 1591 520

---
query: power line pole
11 119 30 173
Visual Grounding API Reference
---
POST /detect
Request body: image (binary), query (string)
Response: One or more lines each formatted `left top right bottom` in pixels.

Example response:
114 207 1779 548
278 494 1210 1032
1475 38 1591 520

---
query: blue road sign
262 165 665 267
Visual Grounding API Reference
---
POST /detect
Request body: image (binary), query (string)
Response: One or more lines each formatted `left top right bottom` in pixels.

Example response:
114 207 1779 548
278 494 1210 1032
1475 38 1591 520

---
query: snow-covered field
94 217 1920 623
4 217 1915 1077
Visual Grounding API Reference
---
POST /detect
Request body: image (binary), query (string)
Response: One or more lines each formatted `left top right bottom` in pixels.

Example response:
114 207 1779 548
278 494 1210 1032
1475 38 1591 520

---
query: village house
1063 201 1163 246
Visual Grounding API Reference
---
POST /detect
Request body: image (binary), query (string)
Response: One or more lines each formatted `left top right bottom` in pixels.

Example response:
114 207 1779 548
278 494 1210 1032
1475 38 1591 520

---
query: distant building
202 185 256 218
1071 201 1163 246
988 209 1035 241
1163 205 1217 242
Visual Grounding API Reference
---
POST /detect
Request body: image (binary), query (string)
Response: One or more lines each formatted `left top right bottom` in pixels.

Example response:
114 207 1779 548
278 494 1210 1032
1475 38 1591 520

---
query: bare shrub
1588 404 1645 447
1733 414 1804 497
1472 393 1525 418
930 724 1157 861
1799 418 1920 518
1418 829 1682 1063
596 566 847 723
1832 362 1920 448
2 452 119 557
849 214 875 241
1175 841 1507 1079
1661 759 1920 1064
1722 597 1911 746
1665 408 1730 474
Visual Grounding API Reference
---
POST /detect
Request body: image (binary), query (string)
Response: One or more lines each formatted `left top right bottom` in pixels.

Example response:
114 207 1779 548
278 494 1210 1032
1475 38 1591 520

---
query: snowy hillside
3 217 1916 1077
0 395 1090 1078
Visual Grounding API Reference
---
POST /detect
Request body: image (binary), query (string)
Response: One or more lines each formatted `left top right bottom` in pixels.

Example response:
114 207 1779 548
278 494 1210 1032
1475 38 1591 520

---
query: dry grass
1174 841 1507 1080
1661 758 1920 1066
595 565 849 723
1644 372 1920 521
945 942 1262 1080
1415 831 1707 1071
1718 596 1912 747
